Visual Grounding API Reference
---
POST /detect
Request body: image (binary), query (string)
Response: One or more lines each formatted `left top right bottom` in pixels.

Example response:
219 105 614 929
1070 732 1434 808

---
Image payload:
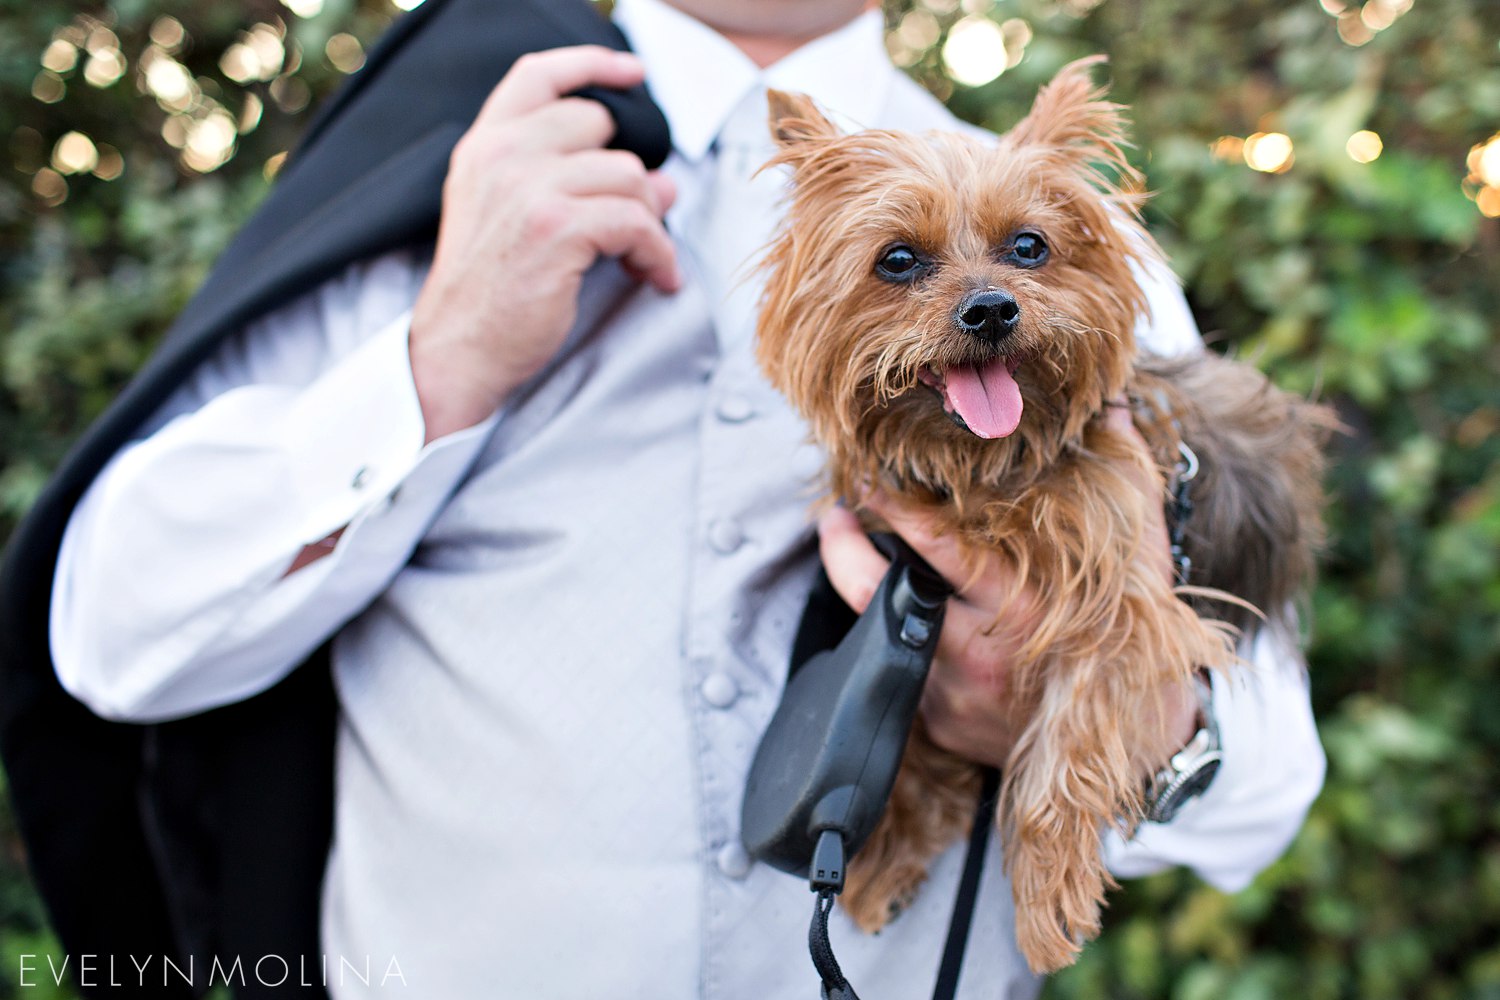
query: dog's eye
875 245 923 282
1007 232 1049 268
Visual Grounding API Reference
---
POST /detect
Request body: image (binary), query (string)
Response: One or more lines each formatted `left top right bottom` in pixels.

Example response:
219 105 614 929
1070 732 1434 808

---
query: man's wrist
408 332 512 444
1144 672 1222 824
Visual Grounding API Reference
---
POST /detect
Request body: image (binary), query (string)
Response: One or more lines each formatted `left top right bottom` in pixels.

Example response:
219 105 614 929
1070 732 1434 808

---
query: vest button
708 518 744 554
716 841 753 880
700 672 740 709
716 394 756 423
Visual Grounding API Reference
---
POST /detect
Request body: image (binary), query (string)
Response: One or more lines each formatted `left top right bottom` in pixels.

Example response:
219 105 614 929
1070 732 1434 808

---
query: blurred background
0 0 1497 996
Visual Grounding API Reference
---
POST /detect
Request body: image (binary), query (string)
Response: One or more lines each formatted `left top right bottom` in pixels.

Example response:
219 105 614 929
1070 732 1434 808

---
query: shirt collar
613 0 893 162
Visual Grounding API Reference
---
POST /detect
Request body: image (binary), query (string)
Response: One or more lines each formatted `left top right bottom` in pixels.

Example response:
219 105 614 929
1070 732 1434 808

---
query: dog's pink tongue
944 358 1022 439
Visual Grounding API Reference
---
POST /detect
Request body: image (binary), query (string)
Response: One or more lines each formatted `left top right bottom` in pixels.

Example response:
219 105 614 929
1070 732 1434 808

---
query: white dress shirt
51 0 1324 996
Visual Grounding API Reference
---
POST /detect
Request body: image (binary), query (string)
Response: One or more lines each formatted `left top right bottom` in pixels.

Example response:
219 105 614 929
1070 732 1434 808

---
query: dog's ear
767 89 841 150
1005 56 1133 181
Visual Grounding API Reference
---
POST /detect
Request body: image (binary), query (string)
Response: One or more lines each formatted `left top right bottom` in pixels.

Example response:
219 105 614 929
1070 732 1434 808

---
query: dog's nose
954 288 1020 344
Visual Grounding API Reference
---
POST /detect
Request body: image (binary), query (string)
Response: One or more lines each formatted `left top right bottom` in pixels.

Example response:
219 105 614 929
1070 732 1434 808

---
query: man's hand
817 499 1041 769
410 46 681 442
816 405 1196 770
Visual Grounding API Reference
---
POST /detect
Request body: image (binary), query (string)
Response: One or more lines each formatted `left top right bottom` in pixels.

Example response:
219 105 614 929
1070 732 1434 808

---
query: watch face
1176 757 1222 800
1150 752 1223 823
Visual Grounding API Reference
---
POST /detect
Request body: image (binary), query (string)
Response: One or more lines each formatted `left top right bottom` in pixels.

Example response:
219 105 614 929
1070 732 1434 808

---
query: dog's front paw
1008 827 1104 971
1000 732 1122 973
841 854 929 933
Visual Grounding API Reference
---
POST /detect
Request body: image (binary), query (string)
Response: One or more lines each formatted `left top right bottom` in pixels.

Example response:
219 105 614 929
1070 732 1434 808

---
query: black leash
932 766 1002 1000
810 889 858 1000
804 767 1002 1000
807 829 857 999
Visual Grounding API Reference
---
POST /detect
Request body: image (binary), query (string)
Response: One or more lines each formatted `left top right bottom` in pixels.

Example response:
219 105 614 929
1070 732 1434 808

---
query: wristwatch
1144 673 1222 823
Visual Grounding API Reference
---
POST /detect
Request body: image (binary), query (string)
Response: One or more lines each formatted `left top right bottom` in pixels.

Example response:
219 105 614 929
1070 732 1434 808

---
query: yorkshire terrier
755 60 1335 973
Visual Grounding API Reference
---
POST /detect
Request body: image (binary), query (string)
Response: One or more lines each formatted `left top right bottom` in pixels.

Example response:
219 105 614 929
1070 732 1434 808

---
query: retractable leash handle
742 533 952 878
742 534 953 1000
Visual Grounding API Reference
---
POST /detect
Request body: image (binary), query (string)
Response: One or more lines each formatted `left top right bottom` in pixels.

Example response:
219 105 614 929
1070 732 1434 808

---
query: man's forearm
51 253 494 721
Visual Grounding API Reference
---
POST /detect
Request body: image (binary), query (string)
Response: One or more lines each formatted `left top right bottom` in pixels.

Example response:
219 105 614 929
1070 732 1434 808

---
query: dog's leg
994 445 1236 972
1000 584 1225 972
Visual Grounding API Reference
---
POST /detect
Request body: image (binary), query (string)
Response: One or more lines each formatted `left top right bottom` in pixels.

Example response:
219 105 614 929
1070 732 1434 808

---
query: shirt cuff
282 310 493 543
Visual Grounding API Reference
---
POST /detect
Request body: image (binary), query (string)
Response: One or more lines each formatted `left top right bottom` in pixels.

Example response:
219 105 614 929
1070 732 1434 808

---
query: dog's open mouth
917 358 1023 439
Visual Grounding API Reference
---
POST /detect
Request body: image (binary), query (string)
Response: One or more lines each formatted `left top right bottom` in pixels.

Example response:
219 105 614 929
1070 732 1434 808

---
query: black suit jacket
0 1 669 994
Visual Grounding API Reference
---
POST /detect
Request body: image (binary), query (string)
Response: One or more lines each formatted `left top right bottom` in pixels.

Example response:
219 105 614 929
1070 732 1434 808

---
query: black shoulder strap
0 0 667 984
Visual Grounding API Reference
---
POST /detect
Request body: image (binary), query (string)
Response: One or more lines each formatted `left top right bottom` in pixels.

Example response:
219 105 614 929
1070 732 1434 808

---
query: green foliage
2 0 1498 996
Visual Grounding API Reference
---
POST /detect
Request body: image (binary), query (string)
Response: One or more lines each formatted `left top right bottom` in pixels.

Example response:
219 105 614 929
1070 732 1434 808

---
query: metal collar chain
1167 439 1199 586
1133 390 1198 587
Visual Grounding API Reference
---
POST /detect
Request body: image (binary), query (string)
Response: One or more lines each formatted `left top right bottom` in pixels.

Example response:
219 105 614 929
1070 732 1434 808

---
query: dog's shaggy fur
754 60 1335 973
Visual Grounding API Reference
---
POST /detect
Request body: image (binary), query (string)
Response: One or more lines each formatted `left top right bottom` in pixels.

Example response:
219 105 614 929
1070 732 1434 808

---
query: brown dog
755 60 1334 973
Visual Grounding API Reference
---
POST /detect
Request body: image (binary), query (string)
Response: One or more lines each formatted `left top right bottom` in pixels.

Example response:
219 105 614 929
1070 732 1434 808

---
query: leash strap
803 767 1000 1000
931 767 1001 1000
810 889 860 1000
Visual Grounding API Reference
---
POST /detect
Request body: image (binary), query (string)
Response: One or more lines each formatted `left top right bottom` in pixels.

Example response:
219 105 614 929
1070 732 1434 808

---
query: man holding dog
31 0 1323 995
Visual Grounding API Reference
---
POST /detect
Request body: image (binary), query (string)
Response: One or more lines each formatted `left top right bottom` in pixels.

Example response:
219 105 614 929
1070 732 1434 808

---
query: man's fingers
860 492 970 583
816 505 891 615
933 600 1020 679
554 150 669 214
509 98 618 155
480 46 645 122
646 171 677 217
860 492 1013 610
577 195 681 292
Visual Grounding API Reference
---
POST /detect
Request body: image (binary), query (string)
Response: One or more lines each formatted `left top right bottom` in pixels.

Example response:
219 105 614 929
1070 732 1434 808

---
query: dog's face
757 60 1156 497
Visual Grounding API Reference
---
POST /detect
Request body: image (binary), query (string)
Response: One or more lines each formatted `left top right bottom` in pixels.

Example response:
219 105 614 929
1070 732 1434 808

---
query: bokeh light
1211 136 1246 162
1244 132 1295 173
51 131 98 175
143 54 194 109
999 19 1032 69
1327 0 1414 45
182 110 238 173
1464 135 1500 218
93 144 124 181
240 93 264 135
1476 186 1500 218
149 16 185 50
899 9 942 50
41 40 77 74
31 72 66 104
222 23 287 84
84 48 127 88
942 16 1007 87
1347 129 1383 163
1472 136 1500 187
1337 12 1374 45
325 33 366 74
281 0 326 17
31 168 67 207
270 75 311 113
160 114 190 149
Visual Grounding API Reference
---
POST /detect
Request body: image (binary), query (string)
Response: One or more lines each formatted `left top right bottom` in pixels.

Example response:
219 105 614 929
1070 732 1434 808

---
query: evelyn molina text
17 953 407 989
